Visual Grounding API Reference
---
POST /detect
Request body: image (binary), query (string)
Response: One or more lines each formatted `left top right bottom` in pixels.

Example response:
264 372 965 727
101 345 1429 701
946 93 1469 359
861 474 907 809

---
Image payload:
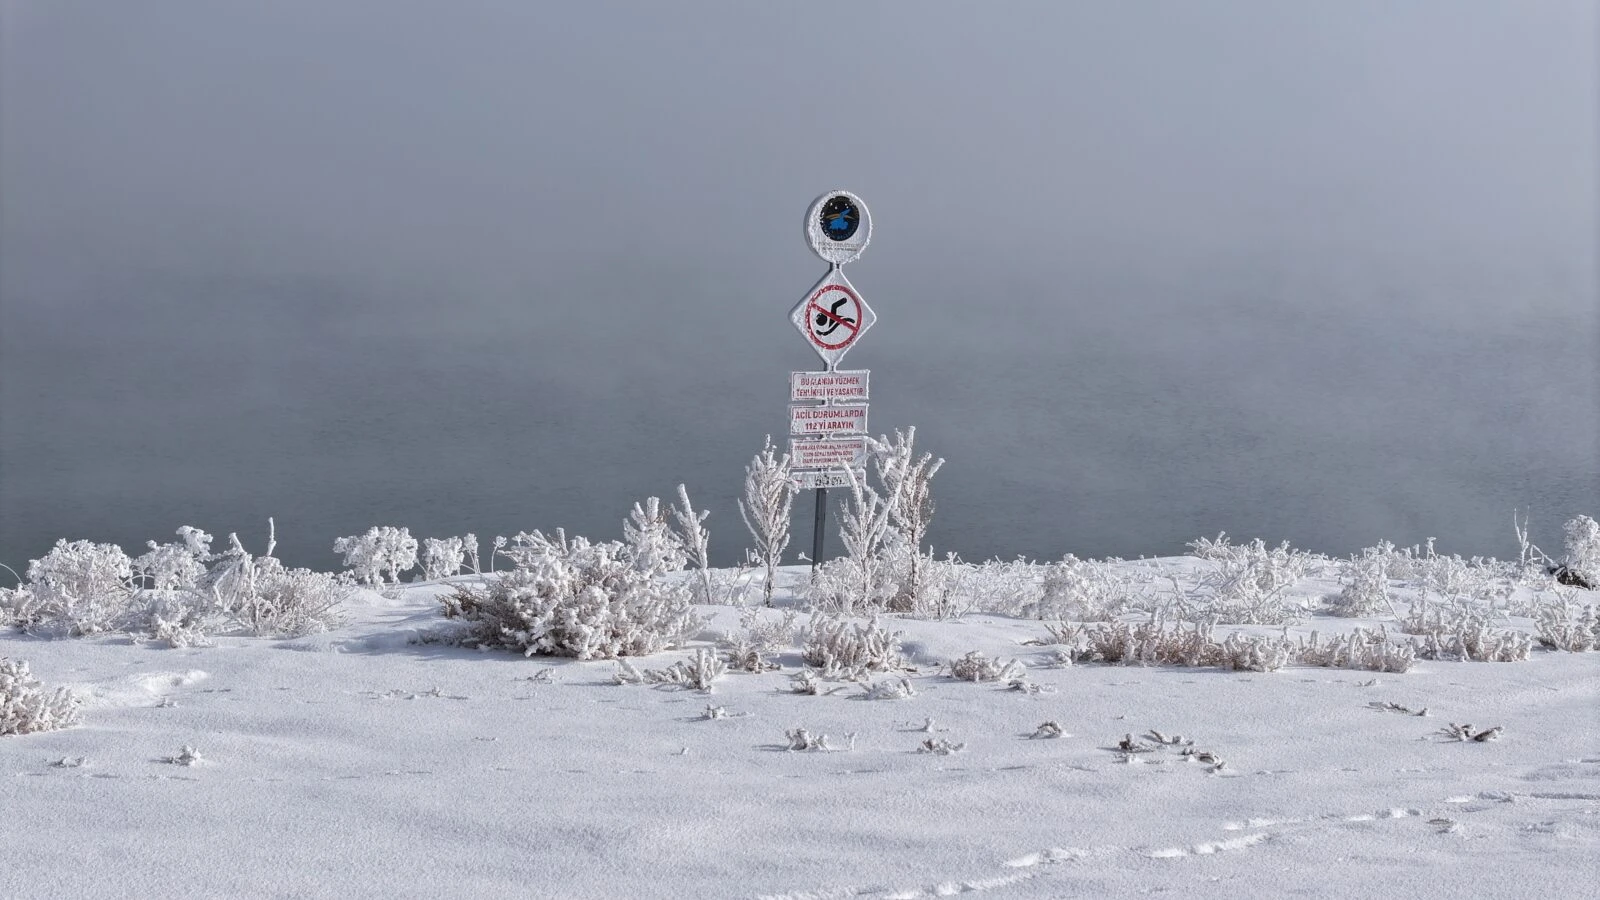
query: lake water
3 244 1593 576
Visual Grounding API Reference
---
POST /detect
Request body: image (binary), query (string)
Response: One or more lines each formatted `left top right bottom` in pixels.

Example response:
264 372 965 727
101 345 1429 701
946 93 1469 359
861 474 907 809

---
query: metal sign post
789 190 875 576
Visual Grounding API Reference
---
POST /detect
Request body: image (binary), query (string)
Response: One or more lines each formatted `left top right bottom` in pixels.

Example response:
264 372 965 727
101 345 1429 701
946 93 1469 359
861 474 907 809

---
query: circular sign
805 190 872 265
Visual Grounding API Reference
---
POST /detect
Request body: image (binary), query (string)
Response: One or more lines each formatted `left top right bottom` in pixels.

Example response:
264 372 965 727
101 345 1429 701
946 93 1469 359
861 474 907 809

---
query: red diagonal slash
808 289 861 349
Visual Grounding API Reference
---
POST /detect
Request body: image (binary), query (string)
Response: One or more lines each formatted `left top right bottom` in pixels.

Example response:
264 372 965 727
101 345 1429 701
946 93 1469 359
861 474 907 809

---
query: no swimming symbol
806 284 863 350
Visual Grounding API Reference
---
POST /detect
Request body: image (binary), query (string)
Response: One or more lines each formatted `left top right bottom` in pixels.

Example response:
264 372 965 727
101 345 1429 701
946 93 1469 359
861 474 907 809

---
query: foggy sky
2 1 1596 570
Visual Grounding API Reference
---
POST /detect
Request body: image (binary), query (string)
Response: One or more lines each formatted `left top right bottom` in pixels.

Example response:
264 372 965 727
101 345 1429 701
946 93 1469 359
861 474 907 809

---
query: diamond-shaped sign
790 267 876 370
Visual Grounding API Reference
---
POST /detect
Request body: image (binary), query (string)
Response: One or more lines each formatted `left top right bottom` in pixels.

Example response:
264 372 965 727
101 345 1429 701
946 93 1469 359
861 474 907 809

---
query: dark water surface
3 248 1593 574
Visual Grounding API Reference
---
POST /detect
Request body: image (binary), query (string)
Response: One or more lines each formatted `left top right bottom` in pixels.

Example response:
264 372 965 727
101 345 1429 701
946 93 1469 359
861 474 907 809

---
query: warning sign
790 469 859 491
789 403 868 436
789 437 868 469
790 370 869 402
789 268 876 369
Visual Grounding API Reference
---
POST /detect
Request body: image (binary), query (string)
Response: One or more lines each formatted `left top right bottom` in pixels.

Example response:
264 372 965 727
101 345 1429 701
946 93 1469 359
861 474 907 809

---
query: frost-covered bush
1561 515 1600 588
0 539 136 635
132 527 213 591
809 467 898 615
1295 627 1416 673
1213 631 1294 672
721 607 797 672
205 526 348 637
441 530 703 659
1031 554 1141 621
1044 618 1293 672
1535 592 1599 651
739 436 795 607
421 536 474 581
333 526 418 585
624 497 688 576
1324 545 1395 618
946 651 1026 683
1402 600 1531 662
670 485 714 604
961 557 1046 617
2 523 344 641
883 550 972 619
800 614 903 678
869 427 944 612
1 657 81 736
639 648 726 692
1179 535 1312 624
859 677 917 700
144 590 224 648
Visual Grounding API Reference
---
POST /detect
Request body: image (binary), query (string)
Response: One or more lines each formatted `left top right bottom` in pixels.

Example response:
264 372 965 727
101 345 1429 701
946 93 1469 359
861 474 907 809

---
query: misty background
2 2 1596 575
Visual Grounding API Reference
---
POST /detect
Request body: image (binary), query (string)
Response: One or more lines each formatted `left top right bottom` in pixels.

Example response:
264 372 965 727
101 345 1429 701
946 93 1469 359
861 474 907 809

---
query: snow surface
3 562 1597 899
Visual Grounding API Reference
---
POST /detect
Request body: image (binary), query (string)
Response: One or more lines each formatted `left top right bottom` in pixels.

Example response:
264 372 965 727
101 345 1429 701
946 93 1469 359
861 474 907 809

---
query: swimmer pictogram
790 268 875 368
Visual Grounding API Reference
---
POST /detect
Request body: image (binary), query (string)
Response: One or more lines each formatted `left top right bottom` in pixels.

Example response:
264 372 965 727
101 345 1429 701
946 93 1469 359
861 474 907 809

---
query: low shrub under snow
1 657 81 736
800 614 904 679
440 530 703 660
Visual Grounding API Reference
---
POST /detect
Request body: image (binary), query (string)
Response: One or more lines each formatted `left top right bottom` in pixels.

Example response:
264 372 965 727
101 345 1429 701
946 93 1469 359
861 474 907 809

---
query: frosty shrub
1046 618 1293 672
1031 554 1140 621
868 427 944 612
1401 600 1531 662
205 525 349 637
881 550 973 619
1415 551 1503 606
962 557 1046 617
1561 515 1600 588
670 485 714 604
1295 628 1416 673
801 614 904 679
640 648 727 692
1 657 81 736
332 526 419 585
1179 535 1312 625
131 526 214 591
1535 592 1599 652
811 466 898 615
946 651 1026 683
624 497 688 576
1324 545 1396 618
0 539 136 635
421 536 474 581
738 436 795 607
858 677 917 700
441 530 704 659
144 590 224 648
721 607 798 672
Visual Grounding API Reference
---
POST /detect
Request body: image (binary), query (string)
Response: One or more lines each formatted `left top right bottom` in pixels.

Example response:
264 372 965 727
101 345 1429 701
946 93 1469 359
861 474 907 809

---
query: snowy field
4 555 1596 900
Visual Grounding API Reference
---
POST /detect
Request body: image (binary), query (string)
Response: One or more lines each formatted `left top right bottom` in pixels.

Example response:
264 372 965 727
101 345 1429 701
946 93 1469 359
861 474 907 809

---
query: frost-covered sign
790 267 876 371
805 190 872 265
789 437 868 469
790 469 855 491
789 370 869 402
789 404 868 437
790 190 878 568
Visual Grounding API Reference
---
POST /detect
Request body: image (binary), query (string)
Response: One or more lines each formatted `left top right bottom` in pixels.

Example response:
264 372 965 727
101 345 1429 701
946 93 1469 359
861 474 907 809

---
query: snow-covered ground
3 561 1597 899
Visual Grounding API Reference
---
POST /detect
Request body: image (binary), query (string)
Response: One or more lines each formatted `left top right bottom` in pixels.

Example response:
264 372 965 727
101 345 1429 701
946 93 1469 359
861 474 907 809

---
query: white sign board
790 403 868 437
789 437 868 469
790 267 876 370
790 469 859 491
790 370 869 402
805 190 872 266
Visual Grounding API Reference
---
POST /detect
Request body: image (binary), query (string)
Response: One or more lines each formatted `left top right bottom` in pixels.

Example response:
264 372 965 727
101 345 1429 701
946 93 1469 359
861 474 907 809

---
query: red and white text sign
789 437 868 469
789 404 868 436
790 370 869 402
